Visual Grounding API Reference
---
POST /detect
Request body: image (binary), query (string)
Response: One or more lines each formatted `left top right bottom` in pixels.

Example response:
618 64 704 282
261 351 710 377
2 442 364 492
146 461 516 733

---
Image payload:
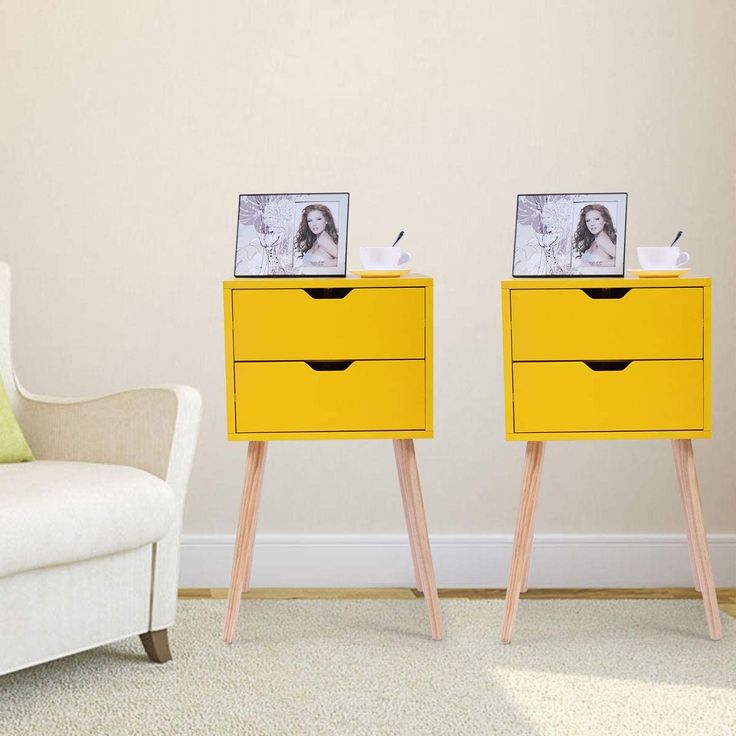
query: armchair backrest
0 262 20 410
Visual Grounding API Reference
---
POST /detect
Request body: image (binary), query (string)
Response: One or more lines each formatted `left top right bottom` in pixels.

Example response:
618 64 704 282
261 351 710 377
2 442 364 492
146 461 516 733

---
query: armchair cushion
0 460 175 578
0 375 33 463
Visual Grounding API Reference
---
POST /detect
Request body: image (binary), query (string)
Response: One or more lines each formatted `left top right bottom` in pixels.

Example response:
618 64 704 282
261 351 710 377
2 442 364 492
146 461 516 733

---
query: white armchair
0 262 201 675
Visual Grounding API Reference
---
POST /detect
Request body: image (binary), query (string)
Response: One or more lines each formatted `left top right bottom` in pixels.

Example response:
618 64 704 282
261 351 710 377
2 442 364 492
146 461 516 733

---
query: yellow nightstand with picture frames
222 275 443 642
499 276 720 642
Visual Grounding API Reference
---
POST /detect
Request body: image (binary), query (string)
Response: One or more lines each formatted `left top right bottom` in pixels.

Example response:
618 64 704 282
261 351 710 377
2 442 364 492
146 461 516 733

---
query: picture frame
234 192 349 277
512 192 628 277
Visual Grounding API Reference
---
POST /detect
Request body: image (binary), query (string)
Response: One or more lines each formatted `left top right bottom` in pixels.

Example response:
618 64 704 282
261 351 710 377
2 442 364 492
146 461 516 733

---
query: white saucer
350 269 411 278
627 268 691 278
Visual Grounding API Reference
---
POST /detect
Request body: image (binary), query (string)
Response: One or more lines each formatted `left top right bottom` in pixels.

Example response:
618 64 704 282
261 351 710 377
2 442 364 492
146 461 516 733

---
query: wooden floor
179 588 736 617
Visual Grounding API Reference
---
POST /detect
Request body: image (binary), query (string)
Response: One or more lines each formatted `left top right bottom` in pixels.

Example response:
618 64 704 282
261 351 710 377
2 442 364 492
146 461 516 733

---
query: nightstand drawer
512 360 703 433
232 287 425 360
234 360 425 433
510 287 703 360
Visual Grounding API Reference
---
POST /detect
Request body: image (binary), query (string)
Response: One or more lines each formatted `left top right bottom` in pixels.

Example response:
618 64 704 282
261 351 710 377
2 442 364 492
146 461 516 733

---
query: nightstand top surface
502 276 711 289
224 274 432 289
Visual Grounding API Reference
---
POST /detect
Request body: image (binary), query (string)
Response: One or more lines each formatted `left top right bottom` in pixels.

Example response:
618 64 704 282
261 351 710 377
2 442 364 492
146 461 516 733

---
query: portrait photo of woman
572 204 617 267
295 204 339 267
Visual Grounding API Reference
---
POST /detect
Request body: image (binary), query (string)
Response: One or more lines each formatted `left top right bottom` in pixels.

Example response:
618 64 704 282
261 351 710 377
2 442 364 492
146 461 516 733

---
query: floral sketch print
515 195 574 276
235 193 349 277
513 193 626 277
236 195 298 276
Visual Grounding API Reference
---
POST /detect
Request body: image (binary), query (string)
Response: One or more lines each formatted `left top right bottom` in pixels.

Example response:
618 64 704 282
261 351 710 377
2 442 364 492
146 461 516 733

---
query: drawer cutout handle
581 288 631 299
583 360 632 372
303 288 353 300
304 360 354 372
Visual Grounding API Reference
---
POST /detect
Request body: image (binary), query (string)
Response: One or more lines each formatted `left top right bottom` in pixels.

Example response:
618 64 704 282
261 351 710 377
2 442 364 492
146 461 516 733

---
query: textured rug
1 599 734 735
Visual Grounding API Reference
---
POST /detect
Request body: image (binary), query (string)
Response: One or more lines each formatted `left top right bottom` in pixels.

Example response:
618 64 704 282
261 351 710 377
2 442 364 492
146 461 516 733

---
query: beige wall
2 0 734 537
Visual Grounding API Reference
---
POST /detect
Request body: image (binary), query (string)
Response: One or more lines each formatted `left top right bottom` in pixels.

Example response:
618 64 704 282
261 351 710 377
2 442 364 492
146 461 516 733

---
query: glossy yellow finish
224 276 433 441
232 287 425 360
502 277 711 440
510 287 703 360
513 360 703 433
234 360 425 434
503 276 712 290
703 281 712 434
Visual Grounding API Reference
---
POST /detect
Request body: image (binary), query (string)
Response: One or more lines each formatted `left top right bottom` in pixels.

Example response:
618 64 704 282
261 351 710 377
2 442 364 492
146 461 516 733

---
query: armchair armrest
16 384 202 499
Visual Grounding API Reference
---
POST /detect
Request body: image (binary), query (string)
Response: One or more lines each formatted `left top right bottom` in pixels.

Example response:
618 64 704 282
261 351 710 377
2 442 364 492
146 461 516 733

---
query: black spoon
391 231 405 247
670 231 683 247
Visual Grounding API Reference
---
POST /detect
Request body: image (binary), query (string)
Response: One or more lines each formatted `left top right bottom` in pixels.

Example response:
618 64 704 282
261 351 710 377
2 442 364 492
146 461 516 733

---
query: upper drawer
231 287 425 360
510 287 703 360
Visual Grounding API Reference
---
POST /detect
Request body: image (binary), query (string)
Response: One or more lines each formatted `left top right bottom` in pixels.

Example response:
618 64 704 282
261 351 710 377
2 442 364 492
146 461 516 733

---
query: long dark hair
295 205 338 254
572 204 617 255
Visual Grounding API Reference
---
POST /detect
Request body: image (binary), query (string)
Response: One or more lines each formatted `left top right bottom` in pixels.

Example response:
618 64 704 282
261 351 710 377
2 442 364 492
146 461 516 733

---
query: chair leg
501 441 545 644
224 441 268 644
393 439 423 592
671 440 702 592
675 439 721 640
140 629 171 663
395 439 444 640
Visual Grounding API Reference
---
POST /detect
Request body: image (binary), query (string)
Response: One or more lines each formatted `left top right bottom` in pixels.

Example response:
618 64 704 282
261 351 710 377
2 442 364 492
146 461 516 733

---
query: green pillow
0 373 33 462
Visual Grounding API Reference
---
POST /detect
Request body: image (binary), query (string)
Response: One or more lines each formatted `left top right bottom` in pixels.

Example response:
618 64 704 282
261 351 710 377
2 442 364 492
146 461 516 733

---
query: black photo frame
234 192 350 277
512 192 628 277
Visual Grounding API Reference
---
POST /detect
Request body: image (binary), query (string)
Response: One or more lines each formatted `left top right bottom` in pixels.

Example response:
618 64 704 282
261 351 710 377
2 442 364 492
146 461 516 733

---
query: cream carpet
1 599 734 735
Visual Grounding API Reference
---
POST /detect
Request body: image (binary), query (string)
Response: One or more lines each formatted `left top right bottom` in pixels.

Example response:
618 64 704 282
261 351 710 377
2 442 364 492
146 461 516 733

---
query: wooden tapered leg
241 446 267 594
675 439 721 640
519 449 543 593
393 440 423 592
501 441 545 644
395 439 443 640
672 441 702 592
140 629 171 663
224 441 268 644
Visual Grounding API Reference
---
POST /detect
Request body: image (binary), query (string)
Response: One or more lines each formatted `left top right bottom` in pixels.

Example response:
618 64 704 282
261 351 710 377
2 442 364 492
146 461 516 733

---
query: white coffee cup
359 246 412 270
637 246 690 270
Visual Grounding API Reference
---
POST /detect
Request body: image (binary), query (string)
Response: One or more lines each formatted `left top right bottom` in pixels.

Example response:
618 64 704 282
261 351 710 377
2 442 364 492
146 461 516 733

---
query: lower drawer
513 360 703 433
234 360 425 433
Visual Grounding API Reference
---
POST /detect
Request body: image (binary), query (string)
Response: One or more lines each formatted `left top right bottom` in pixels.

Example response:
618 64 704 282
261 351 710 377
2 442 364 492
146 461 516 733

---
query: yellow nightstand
500 277 720 642
222 275 442 641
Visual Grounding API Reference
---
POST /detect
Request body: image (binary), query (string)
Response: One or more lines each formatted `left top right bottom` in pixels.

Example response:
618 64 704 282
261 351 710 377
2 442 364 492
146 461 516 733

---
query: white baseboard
179 533 736 588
